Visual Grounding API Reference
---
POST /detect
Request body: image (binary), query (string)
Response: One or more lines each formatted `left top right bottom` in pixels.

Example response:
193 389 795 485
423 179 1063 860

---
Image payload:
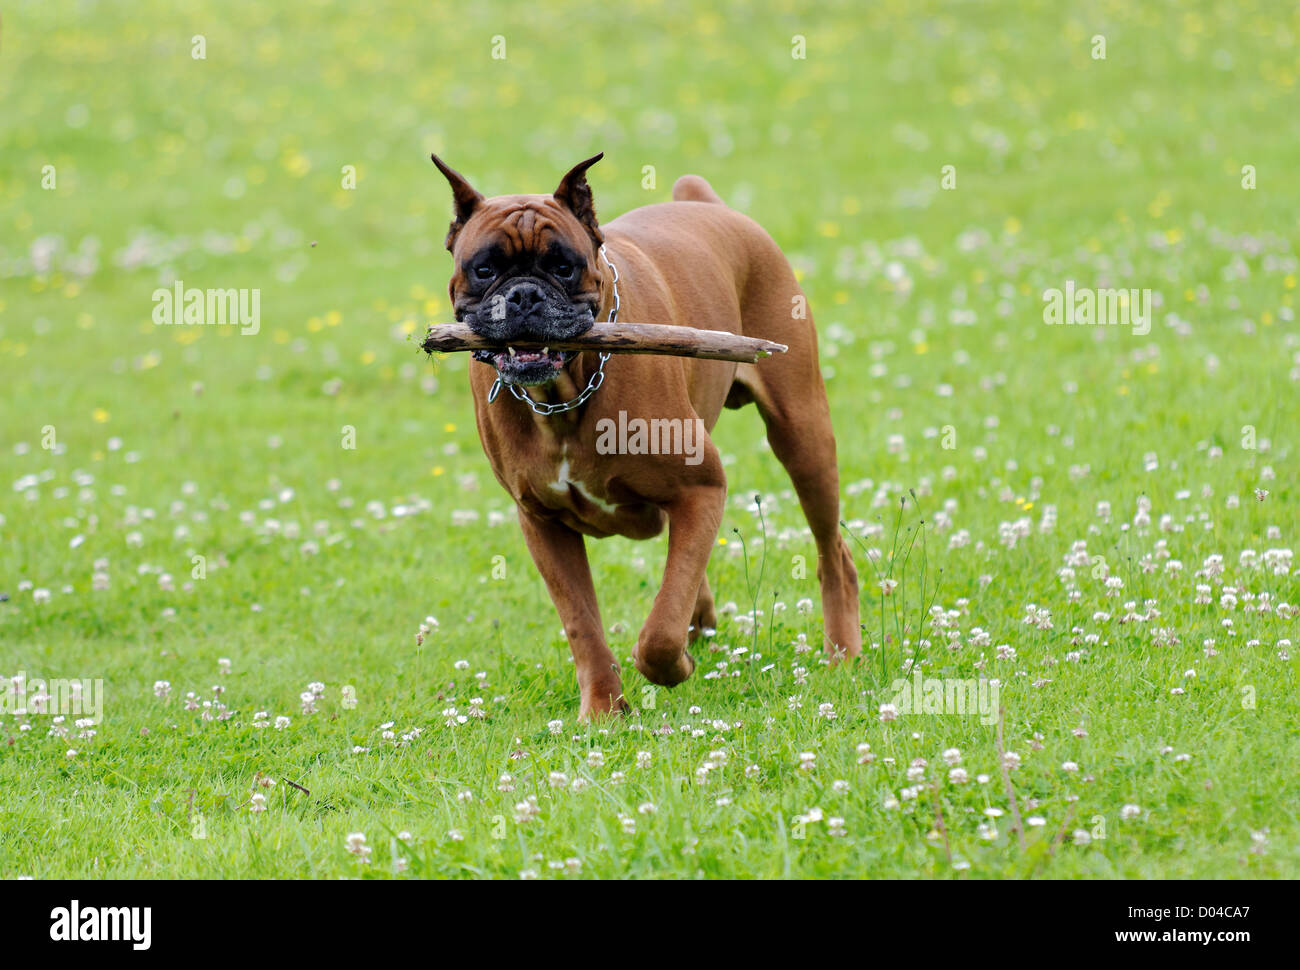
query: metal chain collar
489 245 619 416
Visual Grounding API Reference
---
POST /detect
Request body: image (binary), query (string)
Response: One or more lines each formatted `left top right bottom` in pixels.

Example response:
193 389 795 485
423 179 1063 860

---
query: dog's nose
505 281 546 316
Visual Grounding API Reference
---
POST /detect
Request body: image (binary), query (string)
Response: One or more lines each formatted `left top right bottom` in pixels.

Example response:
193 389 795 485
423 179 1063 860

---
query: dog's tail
671 174 725 205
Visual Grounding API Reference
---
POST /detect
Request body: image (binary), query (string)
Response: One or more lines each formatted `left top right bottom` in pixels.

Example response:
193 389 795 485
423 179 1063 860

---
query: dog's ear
553 152 605 247
431 154 485 252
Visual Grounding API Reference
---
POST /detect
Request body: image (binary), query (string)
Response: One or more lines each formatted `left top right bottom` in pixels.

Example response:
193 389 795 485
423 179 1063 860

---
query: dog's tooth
542 346 549 355
508 346 516 357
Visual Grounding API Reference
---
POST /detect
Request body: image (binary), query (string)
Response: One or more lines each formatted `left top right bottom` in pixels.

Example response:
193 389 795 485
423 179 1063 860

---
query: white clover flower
513 796 541 823
345 832 371 862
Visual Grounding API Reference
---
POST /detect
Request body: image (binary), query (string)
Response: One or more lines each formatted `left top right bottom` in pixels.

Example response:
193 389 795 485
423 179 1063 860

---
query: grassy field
1 0 1297 879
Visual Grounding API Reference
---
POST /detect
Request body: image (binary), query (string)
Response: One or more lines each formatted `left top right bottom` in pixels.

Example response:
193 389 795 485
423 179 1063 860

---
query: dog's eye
474 265 496 281
551 261 575 279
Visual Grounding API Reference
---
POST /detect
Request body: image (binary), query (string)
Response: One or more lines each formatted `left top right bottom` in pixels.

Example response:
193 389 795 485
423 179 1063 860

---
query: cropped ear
431 154 485 252
553 152 605 247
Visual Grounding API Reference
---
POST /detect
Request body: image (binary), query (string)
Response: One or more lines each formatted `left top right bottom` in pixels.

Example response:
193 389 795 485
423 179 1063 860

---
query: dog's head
432 153 606 387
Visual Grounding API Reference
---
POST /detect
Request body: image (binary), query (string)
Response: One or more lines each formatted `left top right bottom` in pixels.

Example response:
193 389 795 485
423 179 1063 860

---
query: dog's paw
578 675 630 721
633 637 696 687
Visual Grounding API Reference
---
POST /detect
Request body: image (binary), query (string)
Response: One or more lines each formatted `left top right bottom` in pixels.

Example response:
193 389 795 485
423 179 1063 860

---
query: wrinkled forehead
457 195 588 260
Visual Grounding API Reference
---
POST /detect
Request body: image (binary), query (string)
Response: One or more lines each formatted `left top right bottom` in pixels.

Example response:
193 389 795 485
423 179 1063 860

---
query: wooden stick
422 322 787 364
282 777 311 797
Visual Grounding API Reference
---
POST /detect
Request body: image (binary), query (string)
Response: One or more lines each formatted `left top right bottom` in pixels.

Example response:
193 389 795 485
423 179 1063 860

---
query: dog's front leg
517 508 628 720
634 484 726 688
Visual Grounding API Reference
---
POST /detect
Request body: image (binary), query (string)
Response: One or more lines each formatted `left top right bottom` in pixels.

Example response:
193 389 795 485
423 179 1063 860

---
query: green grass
1 0 1297 878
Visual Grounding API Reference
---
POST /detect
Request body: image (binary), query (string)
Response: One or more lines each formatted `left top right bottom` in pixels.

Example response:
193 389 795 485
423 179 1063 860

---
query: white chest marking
550 454 618 514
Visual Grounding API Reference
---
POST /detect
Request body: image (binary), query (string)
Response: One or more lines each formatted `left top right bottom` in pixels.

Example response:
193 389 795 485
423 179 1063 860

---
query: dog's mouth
473 346 575 386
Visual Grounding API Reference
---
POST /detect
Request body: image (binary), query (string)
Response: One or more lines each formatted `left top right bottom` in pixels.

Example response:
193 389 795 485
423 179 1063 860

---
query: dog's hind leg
731 249 862 662
690 575 718 643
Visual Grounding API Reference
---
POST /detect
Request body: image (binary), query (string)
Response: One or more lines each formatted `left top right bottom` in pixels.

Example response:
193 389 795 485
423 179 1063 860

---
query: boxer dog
432 152 861 719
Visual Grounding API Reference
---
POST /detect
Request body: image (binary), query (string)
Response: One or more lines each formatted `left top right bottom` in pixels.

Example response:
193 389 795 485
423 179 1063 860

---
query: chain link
491 244 620 416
